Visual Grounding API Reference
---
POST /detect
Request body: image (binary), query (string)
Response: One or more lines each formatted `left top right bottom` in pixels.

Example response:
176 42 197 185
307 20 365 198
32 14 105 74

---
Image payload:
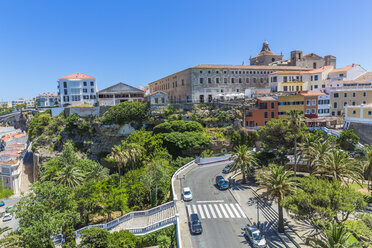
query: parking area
0 195 21 234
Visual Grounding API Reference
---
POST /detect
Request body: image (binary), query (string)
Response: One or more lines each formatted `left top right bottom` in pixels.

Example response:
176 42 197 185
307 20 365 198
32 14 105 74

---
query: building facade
277 94 305 117
245 97 278 127
249 41 283 66
57 72 98 107
36 93 59 108
318 94 331 117
302 91 325 118
97 83 145 106
345 104 372 124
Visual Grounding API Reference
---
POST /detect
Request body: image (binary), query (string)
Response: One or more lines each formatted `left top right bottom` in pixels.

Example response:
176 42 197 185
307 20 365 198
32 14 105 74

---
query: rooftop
98 82 144 94
38 93 58 97
330 65 354 73
59 72 95 80
257 96 277 101
300 91 326 96
192 64 310 70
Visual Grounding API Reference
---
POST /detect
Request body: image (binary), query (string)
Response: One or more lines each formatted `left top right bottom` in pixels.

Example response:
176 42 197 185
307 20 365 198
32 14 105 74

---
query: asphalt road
0 195 20 233
182 163 252 248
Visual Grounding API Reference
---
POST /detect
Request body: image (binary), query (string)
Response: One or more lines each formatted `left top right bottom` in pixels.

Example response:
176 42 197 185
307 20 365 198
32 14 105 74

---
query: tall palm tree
287 110 306 177
107 145 128 185
0 227 23 248
54 165 85 189
316 150 363 185
359 144 372 192
308 140 334 175
230 145 258 184
258 165 295 233
299 133 323 174
308 221 361 248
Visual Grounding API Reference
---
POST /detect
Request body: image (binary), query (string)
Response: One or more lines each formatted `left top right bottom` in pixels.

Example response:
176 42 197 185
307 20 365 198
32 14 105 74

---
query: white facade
318 94 330 117
8 98 26 108
58 72 98 107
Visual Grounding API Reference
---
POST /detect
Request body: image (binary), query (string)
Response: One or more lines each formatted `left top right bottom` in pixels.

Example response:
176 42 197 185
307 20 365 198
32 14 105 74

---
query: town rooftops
330 65 354 73
257 96 277 101
300 91 326 96
59 72 95 80
98 82 144 94
38 93 58 97
272 65 333 75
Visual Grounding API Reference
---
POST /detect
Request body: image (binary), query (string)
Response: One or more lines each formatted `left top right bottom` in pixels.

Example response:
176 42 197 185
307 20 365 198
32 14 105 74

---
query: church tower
250 41 283 66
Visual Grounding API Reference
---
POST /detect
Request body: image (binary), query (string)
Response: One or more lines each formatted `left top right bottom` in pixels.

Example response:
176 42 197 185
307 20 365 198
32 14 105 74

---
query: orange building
245 97 278 127
301 91 326 118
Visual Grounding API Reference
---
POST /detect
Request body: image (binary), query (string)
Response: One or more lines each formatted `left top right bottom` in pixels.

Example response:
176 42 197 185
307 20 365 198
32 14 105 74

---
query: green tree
358 144 372 192
0 230 23 248
201 149 214 158
308 221 361 248
55 165 85 190
286 110 306 177
109 230 137 248
0 180 13 199
230 145 258 184
258 118 294 151
282 176 367 223
161 132 210 157
316 150 363 185
75 181 100 225
79 227 110 248
101 101 149 125
311 140 334 175
258 165 295 233
153 120 203 134
338 129 360 151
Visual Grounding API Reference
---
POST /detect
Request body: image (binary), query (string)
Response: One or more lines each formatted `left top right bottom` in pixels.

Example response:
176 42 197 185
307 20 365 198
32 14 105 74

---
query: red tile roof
59 72 95 80
300 91 326 96
330 65 353 73
39 93 58 97
273 65 333 75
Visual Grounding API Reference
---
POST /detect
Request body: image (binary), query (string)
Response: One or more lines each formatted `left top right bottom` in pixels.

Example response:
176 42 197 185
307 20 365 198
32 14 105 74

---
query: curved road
182 163 251 248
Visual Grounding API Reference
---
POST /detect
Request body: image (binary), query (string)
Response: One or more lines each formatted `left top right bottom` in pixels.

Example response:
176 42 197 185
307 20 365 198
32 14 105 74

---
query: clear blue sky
1 0 371 101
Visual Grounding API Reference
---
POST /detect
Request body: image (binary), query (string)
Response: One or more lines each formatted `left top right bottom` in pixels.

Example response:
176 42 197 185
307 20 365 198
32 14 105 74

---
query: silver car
244 225 267 248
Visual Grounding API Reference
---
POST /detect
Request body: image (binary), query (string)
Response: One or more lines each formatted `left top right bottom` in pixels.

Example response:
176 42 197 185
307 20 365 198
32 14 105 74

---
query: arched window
313 62 317 69
272 58 275 62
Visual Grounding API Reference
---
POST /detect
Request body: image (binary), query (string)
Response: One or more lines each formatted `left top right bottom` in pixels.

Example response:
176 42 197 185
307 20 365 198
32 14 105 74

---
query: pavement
0 195 21 234
176 161 288 248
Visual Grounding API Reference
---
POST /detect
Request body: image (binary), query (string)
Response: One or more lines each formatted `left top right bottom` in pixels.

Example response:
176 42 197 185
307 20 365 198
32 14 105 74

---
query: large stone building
249 41 283 66
57 72 98 107
148 64 309 103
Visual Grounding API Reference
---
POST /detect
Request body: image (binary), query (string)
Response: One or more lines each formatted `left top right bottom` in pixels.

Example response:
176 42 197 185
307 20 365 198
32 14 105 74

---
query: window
247 112 253 117
208 78 211 84
344 93 347 97
352 101 356 106
363 92 366 97
283 76 288 82
312 108 316 114
312 99 316 106
216 78 220 84
260 78 263 83
283 86 288 91
246 78 250 83
199 95 204 103
334 93 339 98
155 98 158 104
368 111 372 116
313 62 317 69
322 84 325 88
271 102 275 109
306 109 310 114
182 79 184 86
306 100 310 106
91 89 94 93
271 112 275 118
200 78 204 84
272 58 275 62
253 78 256 83
339 73 344 77
64 89 68 95
352 92 356 97
90 81 94 86
224 71 227 74
332 111 335 116
83 89 87 93
314 85 318 89
334 102 338 108
314 75 318 81
232 71 234 74
216 71 219 74
200 71 202 74
311 76 313 81
337 111 341 116
208 71 211 74
352 110 356 115
231 78 235 83
344 102 347 106
224 78 227 84
238 78 241 83
83 82 87 86
264 112 268 118
63 82 67 88
161 98 165 103
363 101 366 104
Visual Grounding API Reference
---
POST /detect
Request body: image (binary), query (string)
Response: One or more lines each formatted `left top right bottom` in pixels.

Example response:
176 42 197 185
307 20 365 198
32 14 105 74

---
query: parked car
182 187 193 201
244 225 267 248
5 205 13 213
222 163 232 174
215 175 229 190
190 213 202 234
3 213 12 222
0 201 4 207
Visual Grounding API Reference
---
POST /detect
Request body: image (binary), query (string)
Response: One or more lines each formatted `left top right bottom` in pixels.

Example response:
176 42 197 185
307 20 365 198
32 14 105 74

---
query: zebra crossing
186 203 247 219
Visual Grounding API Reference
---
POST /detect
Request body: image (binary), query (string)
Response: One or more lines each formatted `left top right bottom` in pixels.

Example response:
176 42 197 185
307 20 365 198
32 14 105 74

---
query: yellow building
277 94 305 117
345 104 372 124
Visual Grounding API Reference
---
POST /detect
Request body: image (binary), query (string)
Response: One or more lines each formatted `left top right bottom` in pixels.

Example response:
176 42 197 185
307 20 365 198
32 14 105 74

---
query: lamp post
256 197 260 228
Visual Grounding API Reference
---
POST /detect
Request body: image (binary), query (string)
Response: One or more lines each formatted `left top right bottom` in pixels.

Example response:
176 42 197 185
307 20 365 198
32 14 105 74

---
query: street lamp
256 197 260 228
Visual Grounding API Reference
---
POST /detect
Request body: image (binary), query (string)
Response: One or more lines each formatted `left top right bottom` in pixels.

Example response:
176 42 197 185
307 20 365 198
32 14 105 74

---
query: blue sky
1 0 372 101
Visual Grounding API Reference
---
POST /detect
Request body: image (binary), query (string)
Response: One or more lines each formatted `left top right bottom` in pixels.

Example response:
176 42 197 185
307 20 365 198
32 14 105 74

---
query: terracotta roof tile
300 91 326 96
330 65 353 73
59 72 95 80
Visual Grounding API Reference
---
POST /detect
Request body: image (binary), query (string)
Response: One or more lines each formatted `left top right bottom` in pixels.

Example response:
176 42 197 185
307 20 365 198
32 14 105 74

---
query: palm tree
316 150 363 185
287 110 306 177
307 140 334 175
230 145 258 184
107 145 128 185
54 165 85 189
0 227 23 248
359 144 372 192
299 133 323 174
258 165 295 233
308 221 361 248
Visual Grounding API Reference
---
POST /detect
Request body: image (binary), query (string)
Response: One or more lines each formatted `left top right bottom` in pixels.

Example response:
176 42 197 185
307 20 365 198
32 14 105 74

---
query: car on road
0 201 4 207
244 225 267 248
182 187 193 201
190 213 202 234
215 175 229 190
3 213 12 222
5 205 13 213
222 163 232 174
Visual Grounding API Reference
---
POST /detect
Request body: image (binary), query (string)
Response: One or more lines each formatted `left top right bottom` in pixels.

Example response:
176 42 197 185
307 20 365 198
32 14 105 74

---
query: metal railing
126 216 177 236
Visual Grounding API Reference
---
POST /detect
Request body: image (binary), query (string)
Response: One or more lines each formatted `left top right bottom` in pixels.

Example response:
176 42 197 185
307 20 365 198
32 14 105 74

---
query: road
182 163 252 248
0 195 21 233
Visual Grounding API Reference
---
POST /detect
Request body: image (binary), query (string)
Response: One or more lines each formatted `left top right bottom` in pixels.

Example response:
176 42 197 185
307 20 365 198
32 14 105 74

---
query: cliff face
349 122 372 145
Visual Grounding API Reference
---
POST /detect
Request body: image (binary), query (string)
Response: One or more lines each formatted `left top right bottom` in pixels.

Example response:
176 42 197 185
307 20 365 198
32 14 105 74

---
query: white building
36 93 59 108
97 83 145 106
7 98 26 108
318 94 331 117
58 72 98 107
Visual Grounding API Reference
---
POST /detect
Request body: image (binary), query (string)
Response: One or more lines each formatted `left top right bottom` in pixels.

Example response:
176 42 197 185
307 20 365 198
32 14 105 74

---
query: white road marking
208 204 217 218
224 204 235 218
196 200 224 203
230 204 241 218
186 205 192 214
214 204 223 218
192 205 198 214
203 205 211 218
197 204 205 219
219 204 229 218
235 204 247 218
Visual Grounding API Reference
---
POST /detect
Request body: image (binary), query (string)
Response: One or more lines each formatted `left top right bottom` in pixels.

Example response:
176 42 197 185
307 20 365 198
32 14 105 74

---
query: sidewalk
229 174 313 248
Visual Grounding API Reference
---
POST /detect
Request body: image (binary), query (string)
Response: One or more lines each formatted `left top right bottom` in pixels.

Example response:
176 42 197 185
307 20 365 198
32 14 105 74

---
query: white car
182 187 193 201
244 225 267 248
3 213 12 222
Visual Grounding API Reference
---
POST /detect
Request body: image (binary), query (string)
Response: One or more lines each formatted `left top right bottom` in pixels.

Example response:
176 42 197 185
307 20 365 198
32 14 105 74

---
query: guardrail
126 216 177 236
198 154 232 166
171 160 195 201
75 201 175 237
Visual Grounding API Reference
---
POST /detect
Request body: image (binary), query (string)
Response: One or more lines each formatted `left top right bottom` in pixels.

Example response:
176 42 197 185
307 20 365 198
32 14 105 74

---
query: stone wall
349 122 372 145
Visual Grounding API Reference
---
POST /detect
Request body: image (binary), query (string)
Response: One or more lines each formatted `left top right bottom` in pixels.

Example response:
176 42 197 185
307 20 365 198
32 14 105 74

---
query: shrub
153 120 203 134
101 102 149 125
